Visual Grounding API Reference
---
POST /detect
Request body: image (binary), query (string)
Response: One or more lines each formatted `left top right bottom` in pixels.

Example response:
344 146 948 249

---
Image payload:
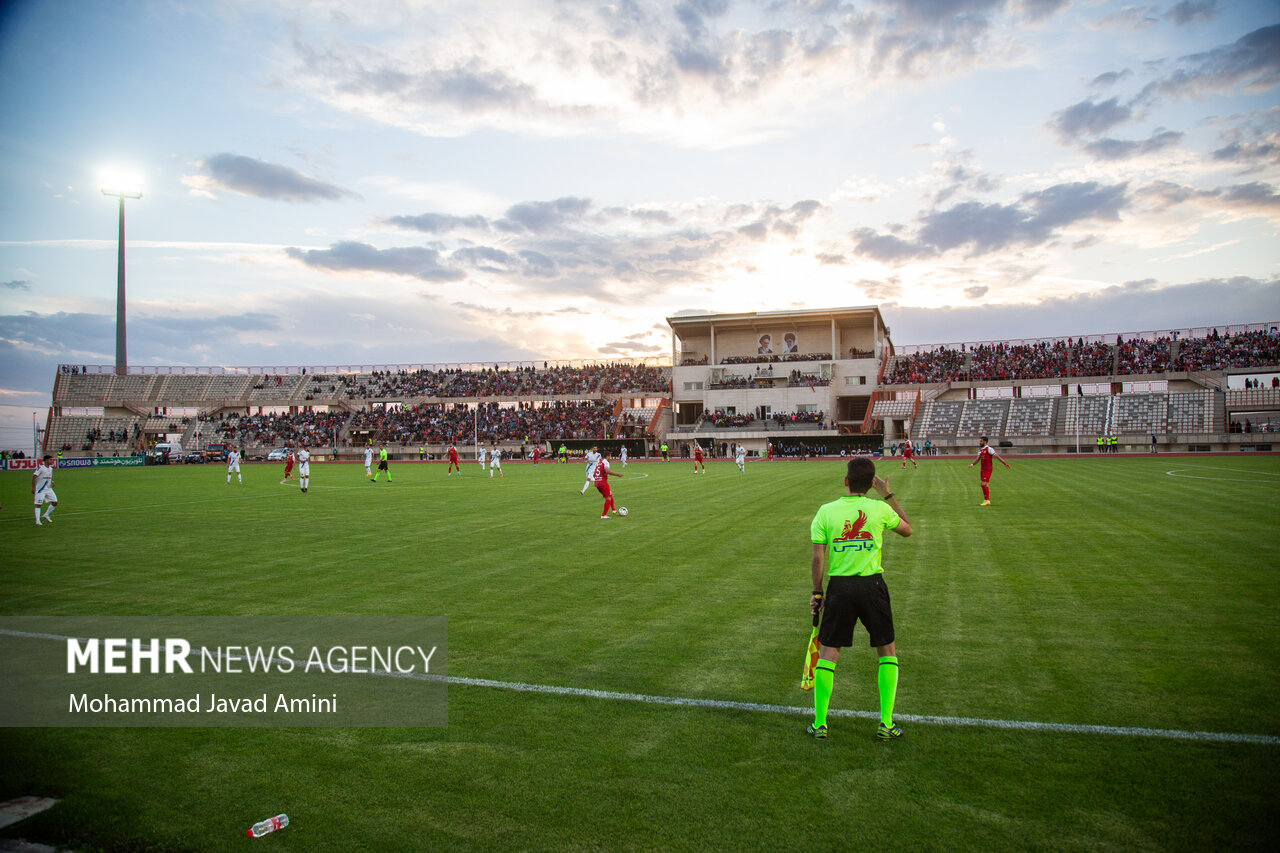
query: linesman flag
801 610 821 691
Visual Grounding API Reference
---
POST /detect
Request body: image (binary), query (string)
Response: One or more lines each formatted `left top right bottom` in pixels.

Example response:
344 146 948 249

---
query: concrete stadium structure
37 308 1280 461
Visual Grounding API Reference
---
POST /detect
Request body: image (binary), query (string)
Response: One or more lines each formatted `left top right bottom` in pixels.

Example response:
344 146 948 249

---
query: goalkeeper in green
808 456 912 740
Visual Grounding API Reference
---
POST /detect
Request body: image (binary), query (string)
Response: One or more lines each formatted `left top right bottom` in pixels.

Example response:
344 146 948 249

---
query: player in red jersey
532 446 540 465
900 436 918 469
281 449 295 484
968 436 1011 506
593 454 624 518
693 442 705 474
446 443 462 477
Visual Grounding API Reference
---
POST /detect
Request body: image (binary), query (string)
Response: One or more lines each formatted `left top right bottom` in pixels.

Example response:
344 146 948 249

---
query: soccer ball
617 507 628 517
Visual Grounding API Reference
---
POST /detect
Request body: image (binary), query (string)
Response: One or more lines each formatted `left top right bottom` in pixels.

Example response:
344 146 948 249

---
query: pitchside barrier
3 456 145 470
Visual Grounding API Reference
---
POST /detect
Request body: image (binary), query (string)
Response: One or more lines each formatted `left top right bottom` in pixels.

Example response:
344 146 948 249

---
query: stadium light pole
101 181 142 376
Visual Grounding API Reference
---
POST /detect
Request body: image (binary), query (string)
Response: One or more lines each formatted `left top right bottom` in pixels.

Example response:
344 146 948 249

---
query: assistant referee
808 456 912 740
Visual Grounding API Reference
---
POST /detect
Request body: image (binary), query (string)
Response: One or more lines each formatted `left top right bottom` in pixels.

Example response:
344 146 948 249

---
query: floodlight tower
101 181 142 376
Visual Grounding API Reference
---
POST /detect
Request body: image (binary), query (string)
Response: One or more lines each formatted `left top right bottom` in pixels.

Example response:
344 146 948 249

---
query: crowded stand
1173 329 1280 371
719 352 832 365
1072 341 1113 378
885 347 966 384
967 341 1068 381
1115 338 1172 375
786 371 830 388
304 368 456 400
203 410 346 447
707 374 770 390
301 363 669 400
348 400 615 444
772 411 826 427
703 410 755 428
885 327 1280 384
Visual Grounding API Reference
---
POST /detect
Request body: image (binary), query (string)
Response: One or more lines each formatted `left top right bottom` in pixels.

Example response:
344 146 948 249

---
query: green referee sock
878 656 899 727
813 660 836 728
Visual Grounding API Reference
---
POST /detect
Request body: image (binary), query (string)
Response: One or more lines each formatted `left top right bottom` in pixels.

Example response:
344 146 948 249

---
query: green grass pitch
1 455 1278 852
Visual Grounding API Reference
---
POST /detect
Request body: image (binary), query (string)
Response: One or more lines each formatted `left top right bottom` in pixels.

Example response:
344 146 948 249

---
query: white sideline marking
2 628 1275 746
1165 467 1280 483
444 676 1280 746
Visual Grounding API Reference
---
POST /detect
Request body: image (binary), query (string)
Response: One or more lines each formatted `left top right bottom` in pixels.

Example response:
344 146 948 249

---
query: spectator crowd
203 410 345 447
348 400 616 444
885 328 1280 384
301 363 669 401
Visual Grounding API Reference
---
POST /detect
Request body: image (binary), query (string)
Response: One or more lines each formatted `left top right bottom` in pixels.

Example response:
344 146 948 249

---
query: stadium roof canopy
666 305 891 350
666 305 887 331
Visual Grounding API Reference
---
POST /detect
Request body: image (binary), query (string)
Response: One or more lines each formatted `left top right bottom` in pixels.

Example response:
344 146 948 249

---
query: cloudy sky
1 0 1277 446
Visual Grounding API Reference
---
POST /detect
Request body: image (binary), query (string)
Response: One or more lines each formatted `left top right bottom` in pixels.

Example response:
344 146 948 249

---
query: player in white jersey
620 445 628 467
363 446 373 477
227 449 242 484
488 447 503 478
735 443 746 473
581 446 602 494
297 446 311 493
477 446 487 468
32 454 57 525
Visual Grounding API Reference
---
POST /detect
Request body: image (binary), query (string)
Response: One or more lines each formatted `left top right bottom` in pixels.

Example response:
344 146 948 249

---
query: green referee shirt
810 495 902 577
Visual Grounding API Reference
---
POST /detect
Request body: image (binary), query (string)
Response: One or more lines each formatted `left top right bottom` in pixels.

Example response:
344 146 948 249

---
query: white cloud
270 0 1068 148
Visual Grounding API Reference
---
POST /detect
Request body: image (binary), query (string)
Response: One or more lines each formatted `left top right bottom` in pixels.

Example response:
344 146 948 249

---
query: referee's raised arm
872 475 911 536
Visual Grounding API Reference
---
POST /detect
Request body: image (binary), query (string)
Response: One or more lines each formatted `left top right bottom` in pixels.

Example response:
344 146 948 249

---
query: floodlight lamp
100 170 143 199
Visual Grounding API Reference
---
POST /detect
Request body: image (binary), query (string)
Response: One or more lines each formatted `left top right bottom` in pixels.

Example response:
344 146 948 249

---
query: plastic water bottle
247 814 289 838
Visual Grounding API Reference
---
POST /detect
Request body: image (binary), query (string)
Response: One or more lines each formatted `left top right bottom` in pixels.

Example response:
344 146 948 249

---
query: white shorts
228 462 241 473
35 487 57 506
299 463 310 476
490 457 501 468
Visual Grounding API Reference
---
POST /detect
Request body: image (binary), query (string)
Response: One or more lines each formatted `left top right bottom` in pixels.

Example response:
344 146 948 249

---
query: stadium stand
205 410 347 448
887 328 1280 385
1115 394 1166 434
1004 398 1056 437
1064 396 1112 437
46 415 143 455
1168 390 1214 433
869 399 915 421
916 400 963 436
957 399 1010 437
39 322 1277 458
156 375 213 401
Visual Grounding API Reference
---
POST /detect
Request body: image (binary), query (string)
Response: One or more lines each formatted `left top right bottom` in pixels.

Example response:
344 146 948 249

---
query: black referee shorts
378 460 388 470
818 573 895 648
